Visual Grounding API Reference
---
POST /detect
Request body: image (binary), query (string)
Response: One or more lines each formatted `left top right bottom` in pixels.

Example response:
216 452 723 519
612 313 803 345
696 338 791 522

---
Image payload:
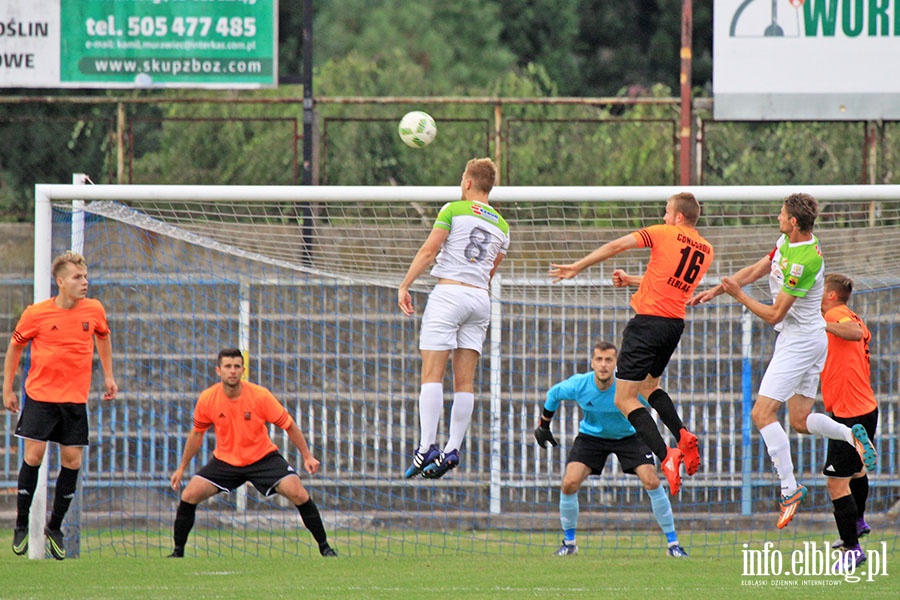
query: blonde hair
51 251 87 279
465 158 497 194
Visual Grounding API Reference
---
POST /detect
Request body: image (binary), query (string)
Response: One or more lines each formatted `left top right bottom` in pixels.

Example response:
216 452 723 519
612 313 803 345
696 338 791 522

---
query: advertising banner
714 0 900 120
1 0 277 89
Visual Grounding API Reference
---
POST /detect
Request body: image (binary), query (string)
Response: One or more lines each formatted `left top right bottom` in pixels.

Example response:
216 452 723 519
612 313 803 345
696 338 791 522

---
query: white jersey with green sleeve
767 234 826 335
429 200 510 289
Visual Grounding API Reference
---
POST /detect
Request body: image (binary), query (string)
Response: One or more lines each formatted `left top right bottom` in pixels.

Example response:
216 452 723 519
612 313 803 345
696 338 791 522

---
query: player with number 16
550 192 714 495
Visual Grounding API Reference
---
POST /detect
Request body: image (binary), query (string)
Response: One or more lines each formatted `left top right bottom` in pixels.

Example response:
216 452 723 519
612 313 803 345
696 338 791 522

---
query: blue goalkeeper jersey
544 372 648 440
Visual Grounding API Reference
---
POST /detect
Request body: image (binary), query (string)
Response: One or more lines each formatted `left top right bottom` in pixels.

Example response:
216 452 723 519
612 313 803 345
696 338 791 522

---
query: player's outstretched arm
689 255 771 306
550 234 638 283
722 279 796 326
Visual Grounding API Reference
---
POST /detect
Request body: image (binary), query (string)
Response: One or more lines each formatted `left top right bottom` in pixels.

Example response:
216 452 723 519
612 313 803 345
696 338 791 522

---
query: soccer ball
398 111 437 148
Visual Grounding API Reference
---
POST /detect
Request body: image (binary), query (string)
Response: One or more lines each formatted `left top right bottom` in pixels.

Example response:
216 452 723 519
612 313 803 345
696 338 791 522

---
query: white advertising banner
1 0 277 89
714 0 900 120
0 0 61 87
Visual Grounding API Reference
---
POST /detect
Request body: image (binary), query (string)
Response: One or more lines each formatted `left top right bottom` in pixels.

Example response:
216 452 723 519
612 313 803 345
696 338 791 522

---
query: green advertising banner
59 0 277 88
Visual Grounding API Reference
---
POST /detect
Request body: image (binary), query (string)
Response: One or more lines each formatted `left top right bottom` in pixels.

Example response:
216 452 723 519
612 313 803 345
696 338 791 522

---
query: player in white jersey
689 193 876 529
398 158 510 479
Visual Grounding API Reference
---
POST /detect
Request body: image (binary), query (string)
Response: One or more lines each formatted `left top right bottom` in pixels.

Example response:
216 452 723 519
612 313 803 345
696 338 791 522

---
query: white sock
445 392 475 452
806 412 854 444
417 382 444 452
759 422 798 495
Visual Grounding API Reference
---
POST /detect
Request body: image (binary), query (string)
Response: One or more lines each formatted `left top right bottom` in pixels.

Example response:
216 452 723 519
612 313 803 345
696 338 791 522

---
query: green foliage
313 0 515 94
130 89 302 185
702 121 865 185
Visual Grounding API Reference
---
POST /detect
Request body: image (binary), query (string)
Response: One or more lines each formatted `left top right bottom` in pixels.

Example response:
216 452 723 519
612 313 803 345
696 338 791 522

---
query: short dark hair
824 273 853 303
783 193 818 232
669 192 701 226
217 348 244 366
592 341 618 358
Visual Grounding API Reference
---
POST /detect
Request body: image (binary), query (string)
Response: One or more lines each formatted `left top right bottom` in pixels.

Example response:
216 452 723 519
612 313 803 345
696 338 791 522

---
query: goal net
19 182 900 558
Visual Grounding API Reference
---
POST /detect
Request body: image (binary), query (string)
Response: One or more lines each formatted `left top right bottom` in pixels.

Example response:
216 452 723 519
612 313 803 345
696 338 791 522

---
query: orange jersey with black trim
629 224 714 319
192 381 295 467
822 304 877 418
11 297 110 404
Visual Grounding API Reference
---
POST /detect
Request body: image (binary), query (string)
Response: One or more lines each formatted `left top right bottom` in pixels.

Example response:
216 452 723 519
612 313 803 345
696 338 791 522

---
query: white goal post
22 182 900 559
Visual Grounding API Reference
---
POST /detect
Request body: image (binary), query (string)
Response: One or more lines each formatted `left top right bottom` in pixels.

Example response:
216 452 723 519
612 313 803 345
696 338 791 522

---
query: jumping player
689 194 876 528
550 192 713 495
398 158 509 479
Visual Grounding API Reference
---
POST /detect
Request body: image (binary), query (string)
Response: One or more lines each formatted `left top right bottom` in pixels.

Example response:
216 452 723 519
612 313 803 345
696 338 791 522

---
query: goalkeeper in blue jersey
534 341 687 557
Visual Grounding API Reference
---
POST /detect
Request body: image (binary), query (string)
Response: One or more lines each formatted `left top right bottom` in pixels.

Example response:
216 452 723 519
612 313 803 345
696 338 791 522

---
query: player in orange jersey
168 348 336 558
3 251 118 560
820 274 878 571
550 192 713 495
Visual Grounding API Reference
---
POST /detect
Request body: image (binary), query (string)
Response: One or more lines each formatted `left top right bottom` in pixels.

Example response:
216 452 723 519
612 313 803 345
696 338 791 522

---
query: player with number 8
549 192 714 495
398 158 510 480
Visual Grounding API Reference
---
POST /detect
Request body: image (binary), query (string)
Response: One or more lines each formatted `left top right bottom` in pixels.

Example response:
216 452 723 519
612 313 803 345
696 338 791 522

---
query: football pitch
1 530 898 599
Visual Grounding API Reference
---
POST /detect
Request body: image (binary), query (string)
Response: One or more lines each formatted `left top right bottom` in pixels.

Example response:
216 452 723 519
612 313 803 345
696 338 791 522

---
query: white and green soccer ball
398 111 437 148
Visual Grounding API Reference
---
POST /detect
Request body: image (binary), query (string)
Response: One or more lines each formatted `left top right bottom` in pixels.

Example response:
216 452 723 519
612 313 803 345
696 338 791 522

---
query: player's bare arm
170 429 205 490
611 269 641 288
488 252 505 285
722 280 797 326
549 234 638 283
825 320 863 341
2 340 26 413
689 254 770 305
398 227 450 315
95 334 118 401
286 421 321 475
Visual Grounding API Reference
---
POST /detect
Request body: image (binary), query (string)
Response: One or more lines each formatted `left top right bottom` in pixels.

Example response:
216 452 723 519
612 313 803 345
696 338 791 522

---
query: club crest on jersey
789 263 804 277
787 276 799 288
471 203 499 223
82 322 90 331
244 412 252 420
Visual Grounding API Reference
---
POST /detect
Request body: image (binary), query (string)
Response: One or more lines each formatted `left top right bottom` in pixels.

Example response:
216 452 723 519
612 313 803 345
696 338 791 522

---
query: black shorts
567 433 655 475
15 396 89 446
616 314 685 381
823 409 878 478
195 451 300 497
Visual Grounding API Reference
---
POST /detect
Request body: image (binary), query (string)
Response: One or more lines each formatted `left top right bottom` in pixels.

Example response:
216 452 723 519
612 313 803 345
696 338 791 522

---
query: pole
679 0 693 186
28 187 53 559
300 0 314 264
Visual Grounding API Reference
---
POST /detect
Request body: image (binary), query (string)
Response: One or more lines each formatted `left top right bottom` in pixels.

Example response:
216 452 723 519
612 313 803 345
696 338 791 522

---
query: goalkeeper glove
534 423 558 448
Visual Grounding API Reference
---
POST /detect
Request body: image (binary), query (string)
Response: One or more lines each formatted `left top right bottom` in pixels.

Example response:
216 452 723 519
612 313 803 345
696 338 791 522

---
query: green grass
1 531 898 599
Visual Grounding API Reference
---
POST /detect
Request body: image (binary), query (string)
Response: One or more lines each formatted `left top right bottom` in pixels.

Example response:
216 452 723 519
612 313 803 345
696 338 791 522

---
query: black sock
16 462 40 529
647 389 685 441
832 494 859 547
47 467 79 531
173 501 197 550
850 476 869 520
627 407 669 462
296 498 328 547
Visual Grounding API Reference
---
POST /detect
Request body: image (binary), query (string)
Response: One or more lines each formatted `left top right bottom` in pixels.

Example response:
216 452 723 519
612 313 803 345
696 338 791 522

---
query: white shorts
419 284 490 352
758 330 827 402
